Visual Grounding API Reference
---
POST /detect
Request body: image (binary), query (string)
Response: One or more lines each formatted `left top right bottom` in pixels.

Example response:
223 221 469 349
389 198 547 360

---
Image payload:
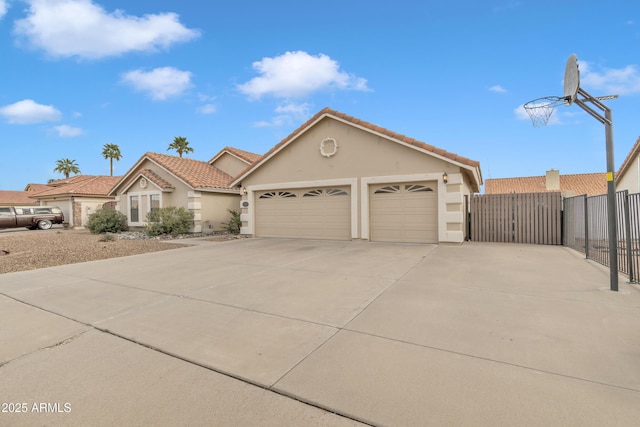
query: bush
145 206 194 237
221 209 241 234
86 209 128 234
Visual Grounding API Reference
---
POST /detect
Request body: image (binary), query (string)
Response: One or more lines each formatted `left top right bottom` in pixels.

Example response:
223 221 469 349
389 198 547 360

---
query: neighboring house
109 150 257 232
616 136 640 194
231 107 482 244
484 169 607 197
30 175 121 228
0 190 40 206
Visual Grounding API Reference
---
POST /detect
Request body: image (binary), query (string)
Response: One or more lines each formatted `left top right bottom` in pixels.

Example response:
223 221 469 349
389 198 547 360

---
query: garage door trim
360 173 445 241
243 178 358 238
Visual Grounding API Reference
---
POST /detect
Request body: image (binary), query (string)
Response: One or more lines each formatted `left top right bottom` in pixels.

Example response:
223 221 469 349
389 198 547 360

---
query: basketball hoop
522 96 568 127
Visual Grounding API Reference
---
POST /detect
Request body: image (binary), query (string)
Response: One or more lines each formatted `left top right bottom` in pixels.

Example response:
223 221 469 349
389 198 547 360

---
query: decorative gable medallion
319 137 338 158
139 178 148 189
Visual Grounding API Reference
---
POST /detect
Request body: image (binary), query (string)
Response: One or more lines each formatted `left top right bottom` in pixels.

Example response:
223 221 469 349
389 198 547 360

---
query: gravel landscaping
0 228 241 274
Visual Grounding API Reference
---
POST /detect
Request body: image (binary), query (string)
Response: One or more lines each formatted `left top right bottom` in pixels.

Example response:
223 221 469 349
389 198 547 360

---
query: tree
102 143 122 176
167 136 194 158
53 158 81 179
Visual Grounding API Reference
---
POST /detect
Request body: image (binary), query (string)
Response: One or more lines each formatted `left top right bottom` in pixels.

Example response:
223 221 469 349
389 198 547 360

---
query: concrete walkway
1 239 639 426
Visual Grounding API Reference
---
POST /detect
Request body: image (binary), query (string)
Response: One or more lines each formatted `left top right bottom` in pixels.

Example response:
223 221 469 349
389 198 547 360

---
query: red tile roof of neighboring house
484 173 607 197
143 152 235 190
232 107 483 190
31 175 122 198
208 146 262 165
0 190 40 205
24 183 51 193
617 136 640 181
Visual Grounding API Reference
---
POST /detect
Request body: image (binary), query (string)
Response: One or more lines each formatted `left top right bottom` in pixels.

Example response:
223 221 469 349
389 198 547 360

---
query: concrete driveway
1 238 639 426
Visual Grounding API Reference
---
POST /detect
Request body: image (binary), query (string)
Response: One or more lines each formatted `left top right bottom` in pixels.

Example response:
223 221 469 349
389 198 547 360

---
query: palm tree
167 136 194 158
53 158 81 179
102 143 122 176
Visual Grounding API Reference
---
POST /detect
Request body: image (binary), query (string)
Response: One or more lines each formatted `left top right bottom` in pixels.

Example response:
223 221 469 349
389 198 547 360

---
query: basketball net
523 96 567 127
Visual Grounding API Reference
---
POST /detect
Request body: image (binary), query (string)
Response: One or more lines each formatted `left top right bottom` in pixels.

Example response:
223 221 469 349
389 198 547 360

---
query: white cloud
13 0 200 59
197 104 216 114
0 0 8 20
0 99 62 124
121 67 193 100
489 85 507 93
252 102 311 128
238 51 370 99
54 124 83 137
579 61 640 95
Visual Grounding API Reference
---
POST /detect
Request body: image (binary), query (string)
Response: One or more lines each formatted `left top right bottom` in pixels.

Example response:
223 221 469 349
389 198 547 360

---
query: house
231 107 482 244
484 170 607 197
109 149 259 232
30 175 122 228
0 190 40 206
616 136 640 194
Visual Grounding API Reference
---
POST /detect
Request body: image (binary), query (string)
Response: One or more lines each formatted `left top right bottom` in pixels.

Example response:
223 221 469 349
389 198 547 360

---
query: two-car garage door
255 186 351 240
254 181 438 243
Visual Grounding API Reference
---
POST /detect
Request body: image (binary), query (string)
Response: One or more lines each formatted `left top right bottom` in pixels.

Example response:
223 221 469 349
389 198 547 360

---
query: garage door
255 186 351 240
370 182 438 243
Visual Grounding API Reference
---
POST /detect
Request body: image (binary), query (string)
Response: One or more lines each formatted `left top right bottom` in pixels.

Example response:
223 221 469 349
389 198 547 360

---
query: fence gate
471 192 562 244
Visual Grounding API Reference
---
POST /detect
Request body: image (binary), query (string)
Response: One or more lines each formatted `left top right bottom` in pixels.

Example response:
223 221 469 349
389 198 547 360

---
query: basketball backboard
564 54 579 105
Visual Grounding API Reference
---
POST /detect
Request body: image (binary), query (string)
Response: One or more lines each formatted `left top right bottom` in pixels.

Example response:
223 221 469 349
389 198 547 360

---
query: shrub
221 209 241 234
145 206 194 237
86 209 128 234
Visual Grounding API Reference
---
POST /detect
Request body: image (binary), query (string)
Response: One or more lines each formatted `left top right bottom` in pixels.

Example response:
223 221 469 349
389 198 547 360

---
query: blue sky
1 0 639 191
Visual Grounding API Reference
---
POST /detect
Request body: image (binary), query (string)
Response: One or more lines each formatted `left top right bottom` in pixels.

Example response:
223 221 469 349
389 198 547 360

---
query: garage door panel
370 181 438 244
256 187 350 240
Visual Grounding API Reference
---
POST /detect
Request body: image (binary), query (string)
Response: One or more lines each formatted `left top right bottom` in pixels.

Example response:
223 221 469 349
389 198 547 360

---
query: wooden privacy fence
471 192 562 244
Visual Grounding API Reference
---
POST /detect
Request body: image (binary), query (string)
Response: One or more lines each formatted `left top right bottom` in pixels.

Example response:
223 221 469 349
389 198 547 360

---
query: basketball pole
573 87 618 292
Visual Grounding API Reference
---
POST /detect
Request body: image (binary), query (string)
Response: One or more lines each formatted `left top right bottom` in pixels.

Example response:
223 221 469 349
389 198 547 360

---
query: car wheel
37 219 53 230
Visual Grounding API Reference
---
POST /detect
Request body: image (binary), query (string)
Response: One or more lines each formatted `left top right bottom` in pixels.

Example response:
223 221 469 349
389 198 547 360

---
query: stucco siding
241 118 459 186
211 153 249 178
618 156 640 194
200 192 241 232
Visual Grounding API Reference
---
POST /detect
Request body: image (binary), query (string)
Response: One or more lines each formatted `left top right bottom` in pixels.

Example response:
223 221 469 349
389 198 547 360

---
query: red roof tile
144 152 235 190
484 173 607 197
31 175 121 198
0 190 40 205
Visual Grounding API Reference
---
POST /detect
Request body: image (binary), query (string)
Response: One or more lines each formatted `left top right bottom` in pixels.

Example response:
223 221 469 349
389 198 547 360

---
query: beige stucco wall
618 157 640 194
239 117 476 243
114 160 241 232
199 192 241 232
211 153 249 178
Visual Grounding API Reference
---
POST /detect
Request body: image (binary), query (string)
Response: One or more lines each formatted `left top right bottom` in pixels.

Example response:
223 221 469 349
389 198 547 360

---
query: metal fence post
584 195 589 259
623 191 634 282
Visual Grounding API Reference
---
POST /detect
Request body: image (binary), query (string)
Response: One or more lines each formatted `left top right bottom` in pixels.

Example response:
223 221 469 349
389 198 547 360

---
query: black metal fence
563 190 640 282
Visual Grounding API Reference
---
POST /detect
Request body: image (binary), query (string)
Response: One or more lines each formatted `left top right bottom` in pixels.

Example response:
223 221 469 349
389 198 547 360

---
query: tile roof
484 173 607 197
232 107 482 189
617 135 640 181
24 183 51 193
144 152 235 190
31 175 122 198
0 190 40 205
140 169 175 190
209 146 262 165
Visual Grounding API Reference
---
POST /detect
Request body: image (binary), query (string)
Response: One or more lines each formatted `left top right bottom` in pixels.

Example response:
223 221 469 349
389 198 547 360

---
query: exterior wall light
443 172 448 184
242 187 247 195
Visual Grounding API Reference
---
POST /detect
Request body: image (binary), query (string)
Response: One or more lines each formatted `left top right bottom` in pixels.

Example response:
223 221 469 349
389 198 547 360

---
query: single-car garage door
255 186 351 240
370 182 438 243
